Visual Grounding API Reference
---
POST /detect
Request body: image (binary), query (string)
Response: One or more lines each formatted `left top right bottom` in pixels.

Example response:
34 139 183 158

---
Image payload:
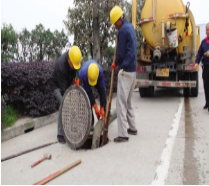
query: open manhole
61 86 109 150
79 135 109 150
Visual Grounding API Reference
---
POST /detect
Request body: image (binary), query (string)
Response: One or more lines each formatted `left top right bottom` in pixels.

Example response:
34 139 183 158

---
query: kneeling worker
80 60 106 130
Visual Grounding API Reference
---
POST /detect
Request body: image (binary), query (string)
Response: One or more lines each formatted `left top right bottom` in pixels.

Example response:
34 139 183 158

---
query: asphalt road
1 71 209 185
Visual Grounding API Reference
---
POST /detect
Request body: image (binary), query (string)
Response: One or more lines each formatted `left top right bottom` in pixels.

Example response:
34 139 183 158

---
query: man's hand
74 78 80 86
111 61 117 73
100 107 105 122
93 103 100 120
204 51 209 57
194 63 199 70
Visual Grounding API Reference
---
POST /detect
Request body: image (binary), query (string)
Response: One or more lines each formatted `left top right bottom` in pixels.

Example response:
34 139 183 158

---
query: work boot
203 103 208 109
57 135 66 144
114 137 129 143
127 129 138 135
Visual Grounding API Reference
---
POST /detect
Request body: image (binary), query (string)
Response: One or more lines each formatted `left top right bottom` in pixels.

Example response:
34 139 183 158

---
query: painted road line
151 97 184 185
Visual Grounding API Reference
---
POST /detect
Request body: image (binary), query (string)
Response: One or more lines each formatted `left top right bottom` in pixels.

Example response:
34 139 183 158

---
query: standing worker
51 46 82 144
195 23 209 112
110 6 137 143
80 60 106 130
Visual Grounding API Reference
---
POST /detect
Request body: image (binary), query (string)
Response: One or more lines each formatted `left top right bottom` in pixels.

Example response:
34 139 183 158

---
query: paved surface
1 71 209 185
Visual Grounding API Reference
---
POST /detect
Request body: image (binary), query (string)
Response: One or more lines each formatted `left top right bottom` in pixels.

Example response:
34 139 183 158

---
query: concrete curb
1 112 58 142
1 97 117 143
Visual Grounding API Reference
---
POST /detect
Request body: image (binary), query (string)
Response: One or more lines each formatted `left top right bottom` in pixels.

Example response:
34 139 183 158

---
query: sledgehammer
31 154 52 168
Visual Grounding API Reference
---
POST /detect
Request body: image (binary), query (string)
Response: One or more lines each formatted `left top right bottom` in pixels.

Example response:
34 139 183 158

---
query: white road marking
151 97 184 185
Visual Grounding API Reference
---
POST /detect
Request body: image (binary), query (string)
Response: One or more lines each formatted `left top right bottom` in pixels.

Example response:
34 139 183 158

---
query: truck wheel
190 72 199 97
139 88 146 97
146 87 154 97
183 88 190 97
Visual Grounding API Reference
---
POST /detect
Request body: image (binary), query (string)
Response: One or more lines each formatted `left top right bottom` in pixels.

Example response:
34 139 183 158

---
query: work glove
100 106 105 122
53 89 62 105
111 61 117 73
93 103 100 120
204 51 209 57
74 77 80 86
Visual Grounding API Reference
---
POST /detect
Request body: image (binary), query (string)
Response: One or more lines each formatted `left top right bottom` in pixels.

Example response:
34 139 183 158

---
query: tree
31 25 69 61
44 29 55 61
1 23 18 62
51 29 69 60
102 46 115 66
1 23 69 62
18 28 31 62
31 24 46 60
64 0 132 64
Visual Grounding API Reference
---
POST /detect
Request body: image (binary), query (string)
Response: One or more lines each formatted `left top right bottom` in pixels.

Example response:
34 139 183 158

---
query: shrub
1 61 117 117
1 61 58 117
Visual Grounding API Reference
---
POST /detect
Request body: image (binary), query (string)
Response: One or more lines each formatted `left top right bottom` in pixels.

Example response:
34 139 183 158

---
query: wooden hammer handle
31 157 46 168
101 35 118 146
33 159 81 185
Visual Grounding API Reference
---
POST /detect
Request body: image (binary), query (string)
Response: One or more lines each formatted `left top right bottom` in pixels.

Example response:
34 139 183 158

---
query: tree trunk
23 46 26 62
92 3 101 63
16 43 20 62
40 43 43 60
90 42 93 59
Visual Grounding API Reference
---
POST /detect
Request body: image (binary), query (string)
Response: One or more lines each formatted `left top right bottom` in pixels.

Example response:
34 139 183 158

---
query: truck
132 0 200 97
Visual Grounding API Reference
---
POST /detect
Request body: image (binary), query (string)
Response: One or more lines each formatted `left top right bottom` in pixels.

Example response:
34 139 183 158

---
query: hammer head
44 154 52 160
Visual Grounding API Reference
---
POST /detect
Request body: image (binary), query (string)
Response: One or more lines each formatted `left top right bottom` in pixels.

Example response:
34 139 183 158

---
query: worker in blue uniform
195 23 209 112
80 60 106 130
110 6 137 143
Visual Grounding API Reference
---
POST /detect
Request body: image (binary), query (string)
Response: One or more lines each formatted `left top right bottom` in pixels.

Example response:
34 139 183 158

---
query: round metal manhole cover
61 85 92 150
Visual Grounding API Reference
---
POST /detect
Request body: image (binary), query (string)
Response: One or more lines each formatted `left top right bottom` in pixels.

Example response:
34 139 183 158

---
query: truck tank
135 0 200 98
140 0 196 61
141 0 186 50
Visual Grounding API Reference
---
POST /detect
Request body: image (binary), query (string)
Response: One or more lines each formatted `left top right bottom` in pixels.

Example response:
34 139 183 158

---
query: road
1 71 209 185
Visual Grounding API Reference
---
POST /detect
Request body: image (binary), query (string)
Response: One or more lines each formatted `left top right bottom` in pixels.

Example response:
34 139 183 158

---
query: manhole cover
61 85 92 150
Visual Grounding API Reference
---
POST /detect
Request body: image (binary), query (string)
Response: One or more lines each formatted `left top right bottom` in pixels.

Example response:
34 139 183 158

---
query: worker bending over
80 60 106 130
51 46 82 144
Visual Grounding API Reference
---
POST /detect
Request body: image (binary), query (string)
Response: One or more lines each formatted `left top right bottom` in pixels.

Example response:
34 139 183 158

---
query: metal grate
61 85 91 150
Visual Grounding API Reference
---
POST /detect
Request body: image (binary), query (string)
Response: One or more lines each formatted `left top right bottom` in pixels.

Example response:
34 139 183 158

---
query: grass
2 105 19 128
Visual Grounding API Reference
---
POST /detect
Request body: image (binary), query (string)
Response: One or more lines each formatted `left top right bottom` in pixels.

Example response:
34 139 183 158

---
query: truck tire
139 87 154 97
146 87 154 97
183 88 190 97
139 88 146 97
190 72 199 97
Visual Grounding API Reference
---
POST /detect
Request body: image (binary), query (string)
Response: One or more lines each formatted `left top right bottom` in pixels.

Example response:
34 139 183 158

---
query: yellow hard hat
68 46 82 70
88 63 99 86
110 6 124 26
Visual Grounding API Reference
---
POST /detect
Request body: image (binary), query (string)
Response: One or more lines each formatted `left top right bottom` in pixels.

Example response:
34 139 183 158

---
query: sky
1 0 75 43
1 0 209 44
